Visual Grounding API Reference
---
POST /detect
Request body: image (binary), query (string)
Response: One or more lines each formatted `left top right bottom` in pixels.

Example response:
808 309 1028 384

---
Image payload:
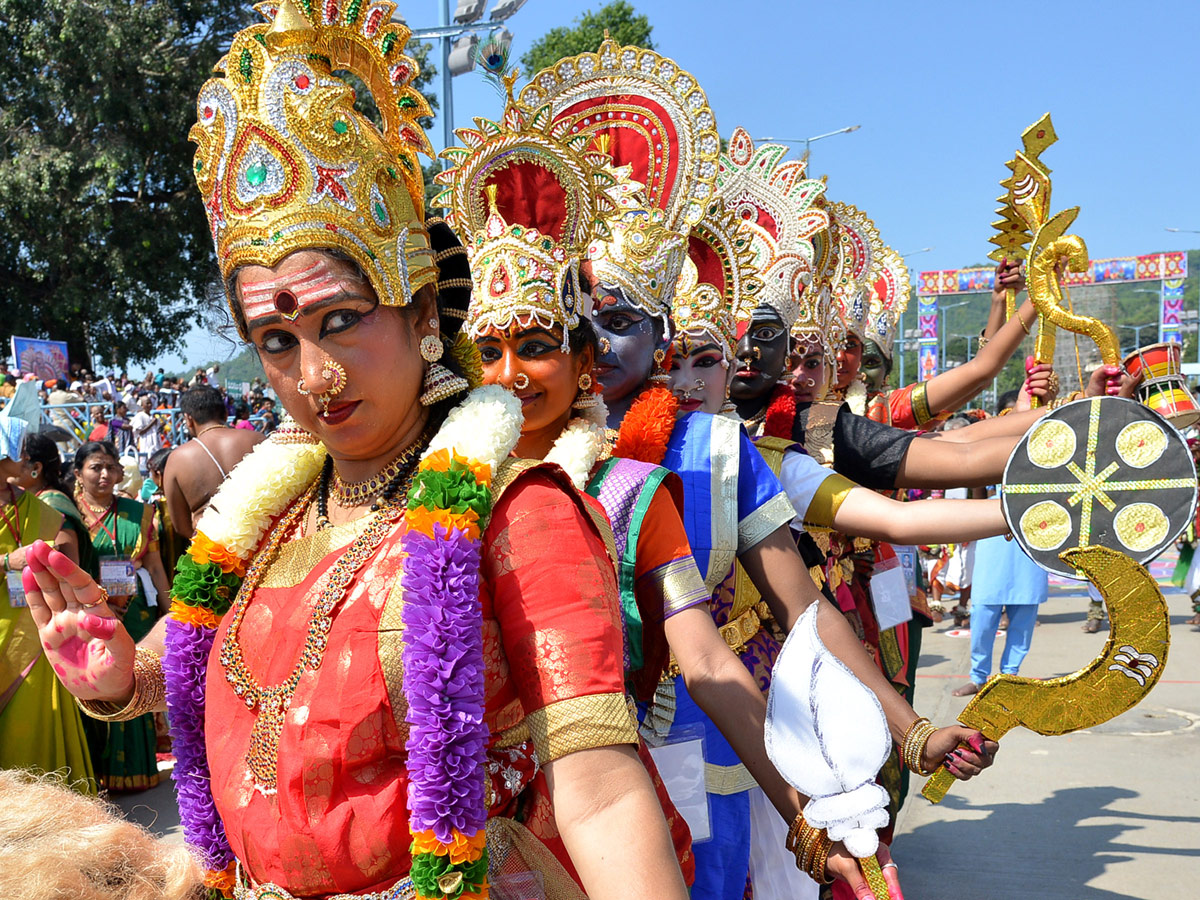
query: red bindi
274 290 299 318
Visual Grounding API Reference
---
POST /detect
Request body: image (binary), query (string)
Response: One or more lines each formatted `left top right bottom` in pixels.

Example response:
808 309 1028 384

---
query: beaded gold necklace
330 430 429 507
218 481 407 790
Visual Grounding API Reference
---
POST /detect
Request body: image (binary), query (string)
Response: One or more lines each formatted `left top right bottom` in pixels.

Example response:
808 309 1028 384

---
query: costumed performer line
436 87 878 897
21 4 691 900
517 38 996 900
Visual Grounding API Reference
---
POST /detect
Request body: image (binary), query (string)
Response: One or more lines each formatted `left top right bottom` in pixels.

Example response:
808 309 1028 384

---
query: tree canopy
0 1 439 371
519 1 653 76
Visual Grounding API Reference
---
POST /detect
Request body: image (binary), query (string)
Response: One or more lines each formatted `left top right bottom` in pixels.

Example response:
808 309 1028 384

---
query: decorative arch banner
1161 279 1186 345
917 294 939 380
918 251 1187 296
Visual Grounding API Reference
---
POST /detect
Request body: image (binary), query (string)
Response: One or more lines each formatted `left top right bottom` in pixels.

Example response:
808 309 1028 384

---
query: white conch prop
765 604 892 858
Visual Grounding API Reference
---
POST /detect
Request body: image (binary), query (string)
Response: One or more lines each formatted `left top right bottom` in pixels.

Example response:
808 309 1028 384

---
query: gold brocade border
705 762 758 795
524 692 639 764
259 516 374 589
803 473 857 531
737 493 795 552
377 575 408 745
648 556 711 618
706 414 742 594
911 382 933 426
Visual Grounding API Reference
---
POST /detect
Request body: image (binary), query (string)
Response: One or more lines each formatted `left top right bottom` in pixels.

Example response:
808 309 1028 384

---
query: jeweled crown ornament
828 201 883 340
521 36 720 319
434 73 620 347
864 243 911 360
715 128 828 333
190 0 437 336
672 199 762 364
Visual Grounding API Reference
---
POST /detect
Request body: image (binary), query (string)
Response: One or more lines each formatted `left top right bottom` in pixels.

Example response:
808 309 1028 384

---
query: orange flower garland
613 384 680 465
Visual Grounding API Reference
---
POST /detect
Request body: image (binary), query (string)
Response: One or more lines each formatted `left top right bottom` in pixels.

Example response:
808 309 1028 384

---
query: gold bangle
785 813 805 854
77 648 164 722
901 716 939 776
809 830 834 884
1018 313 1032 335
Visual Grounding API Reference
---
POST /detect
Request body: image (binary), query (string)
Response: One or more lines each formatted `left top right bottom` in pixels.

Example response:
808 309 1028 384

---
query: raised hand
24 540 136 703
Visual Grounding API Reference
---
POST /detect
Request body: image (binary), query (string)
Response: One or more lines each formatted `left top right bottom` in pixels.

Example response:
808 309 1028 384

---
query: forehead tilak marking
241 261 346 322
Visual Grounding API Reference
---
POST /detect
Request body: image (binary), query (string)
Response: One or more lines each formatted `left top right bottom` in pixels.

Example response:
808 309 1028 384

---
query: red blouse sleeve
482 469 638 764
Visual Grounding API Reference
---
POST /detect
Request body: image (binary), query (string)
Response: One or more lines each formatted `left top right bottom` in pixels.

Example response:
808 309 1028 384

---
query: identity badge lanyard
94 507 137 598
1 504 24 608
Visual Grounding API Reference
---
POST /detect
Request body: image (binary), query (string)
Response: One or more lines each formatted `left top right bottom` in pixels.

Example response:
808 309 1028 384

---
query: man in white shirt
129 395 165 472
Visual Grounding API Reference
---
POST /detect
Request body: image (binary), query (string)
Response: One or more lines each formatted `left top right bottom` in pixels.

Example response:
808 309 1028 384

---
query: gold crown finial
267 0 315 49
484 183 500 216
594 134 611 156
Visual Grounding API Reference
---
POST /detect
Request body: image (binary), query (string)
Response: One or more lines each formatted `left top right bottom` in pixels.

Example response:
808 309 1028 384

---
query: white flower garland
845 379 867 417
544 397 610 490
195 387 524 562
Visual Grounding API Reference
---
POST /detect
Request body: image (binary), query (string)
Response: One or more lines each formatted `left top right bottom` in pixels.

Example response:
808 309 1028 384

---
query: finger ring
1047 372 1060 392
79 587 109 609
882 863 898 871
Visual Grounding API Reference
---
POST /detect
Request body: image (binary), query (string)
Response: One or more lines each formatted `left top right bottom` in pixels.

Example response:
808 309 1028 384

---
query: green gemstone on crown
332 120 349 135
373 201 388 222
246 162 267 187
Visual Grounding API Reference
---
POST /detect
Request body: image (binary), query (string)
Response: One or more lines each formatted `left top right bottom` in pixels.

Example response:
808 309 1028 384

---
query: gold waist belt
705 761 760 795
666 602 771 676
235 869 414 900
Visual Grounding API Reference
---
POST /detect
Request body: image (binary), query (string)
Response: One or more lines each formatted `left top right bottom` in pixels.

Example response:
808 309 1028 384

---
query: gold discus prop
923 545 1170 803
1001 396 1196 578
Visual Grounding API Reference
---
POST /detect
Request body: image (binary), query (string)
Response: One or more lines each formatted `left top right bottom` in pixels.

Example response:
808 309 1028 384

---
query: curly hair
0 770 202 900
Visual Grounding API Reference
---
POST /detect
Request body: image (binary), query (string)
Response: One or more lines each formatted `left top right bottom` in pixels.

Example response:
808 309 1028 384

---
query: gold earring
578 373 592 392
650 348 670 385
420 362 470 406
420 334 443 363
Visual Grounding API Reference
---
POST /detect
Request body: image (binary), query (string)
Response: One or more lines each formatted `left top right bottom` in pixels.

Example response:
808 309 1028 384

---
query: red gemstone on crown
294 75 310 90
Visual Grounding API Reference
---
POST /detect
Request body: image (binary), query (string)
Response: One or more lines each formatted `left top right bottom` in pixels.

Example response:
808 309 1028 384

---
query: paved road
892 574 1200 900
116 566 1200 899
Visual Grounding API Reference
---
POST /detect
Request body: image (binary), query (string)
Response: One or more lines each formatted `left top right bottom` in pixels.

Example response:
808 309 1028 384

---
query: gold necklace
329 423 433 507
195 423 225 438
218 482 408 789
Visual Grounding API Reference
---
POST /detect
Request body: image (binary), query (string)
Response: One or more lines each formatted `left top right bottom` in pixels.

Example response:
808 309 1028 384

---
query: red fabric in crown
688 232 726 298
489 159 568 241
557 95 680 214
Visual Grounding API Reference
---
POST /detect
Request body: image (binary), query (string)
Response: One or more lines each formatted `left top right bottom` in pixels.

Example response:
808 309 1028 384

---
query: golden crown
715 129 828 332
434 87 619 346
190 0 437 335
520 38 720 321
828 201 883 340
672 198 762 363
864 243 911 359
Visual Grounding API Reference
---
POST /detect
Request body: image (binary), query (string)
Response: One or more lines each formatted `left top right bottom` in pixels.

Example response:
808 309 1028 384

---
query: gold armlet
77 648 164 722
787 812 834 884
901 716 939 776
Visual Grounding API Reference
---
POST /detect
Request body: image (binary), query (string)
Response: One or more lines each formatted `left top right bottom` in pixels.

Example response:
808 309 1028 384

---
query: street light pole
757 125 861 168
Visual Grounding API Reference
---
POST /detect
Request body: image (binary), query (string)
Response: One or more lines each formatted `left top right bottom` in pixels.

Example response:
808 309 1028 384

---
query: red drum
1122 341 1200 429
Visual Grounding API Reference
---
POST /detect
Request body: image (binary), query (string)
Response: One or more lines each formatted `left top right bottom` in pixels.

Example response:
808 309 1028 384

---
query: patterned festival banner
1161 279 1186 345
918 251 1188 295
917 294 939 379
11 336 70 382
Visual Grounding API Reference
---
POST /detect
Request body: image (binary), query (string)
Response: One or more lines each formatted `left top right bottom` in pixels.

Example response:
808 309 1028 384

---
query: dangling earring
573 372 599 410
419 332 469 406
649 348 671 385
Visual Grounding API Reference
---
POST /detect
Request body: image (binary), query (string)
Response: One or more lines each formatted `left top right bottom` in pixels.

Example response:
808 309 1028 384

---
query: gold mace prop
922 545 1170 803
989 113 1057 319
994 115 1119 406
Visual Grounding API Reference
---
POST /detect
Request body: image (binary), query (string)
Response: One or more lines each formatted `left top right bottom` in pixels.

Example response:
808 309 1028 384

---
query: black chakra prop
1002 396 1198 578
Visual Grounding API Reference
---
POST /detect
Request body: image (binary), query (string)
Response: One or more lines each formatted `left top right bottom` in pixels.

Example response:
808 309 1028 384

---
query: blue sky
152 0 1200 371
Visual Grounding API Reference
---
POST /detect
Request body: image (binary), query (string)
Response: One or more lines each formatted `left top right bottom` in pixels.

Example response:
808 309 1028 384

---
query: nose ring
513 373 530 391
598 338 612 355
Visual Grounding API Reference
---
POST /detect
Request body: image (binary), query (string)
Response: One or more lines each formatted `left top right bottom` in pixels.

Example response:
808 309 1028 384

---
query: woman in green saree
71 441 170 792
0 418 96 792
